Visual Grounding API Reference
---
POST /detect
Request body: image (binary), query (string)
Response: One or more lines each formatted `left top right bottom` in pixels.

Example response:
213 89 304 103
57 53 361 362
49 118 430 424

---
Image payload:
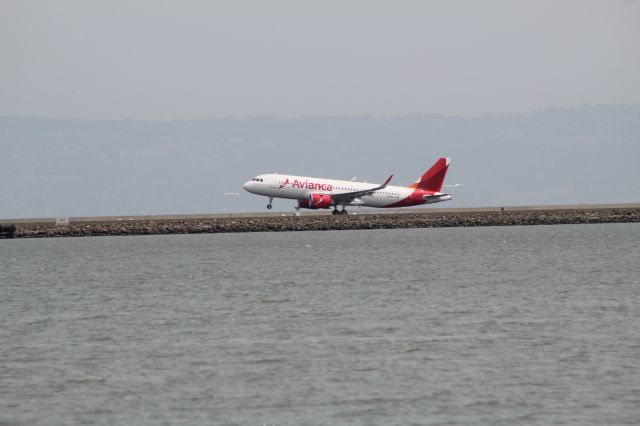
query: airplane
242 157 452 215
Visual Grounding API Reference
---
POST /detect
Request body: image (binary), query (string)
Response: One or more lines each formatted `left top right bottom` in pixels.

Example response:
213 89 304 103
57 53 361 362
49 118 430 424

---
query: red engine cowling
298 193 332 209
298 199 311 209
310 193 332 208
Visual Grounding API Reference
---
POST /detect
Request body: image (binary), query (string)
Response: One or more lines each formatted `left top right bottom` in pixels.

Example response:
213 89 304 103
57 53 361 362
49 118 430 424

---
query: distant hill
1 105 639 218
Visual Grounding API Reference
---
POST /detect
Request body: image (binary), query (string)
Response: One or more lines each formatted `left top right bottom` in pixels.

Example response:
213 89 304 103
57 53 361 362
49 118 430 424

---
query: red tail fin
408 157 450 192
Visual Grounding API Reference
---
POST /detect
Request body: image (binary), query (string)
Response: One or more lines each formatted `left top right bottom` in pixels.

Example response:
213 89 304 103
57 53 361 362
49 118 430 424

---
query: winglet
381 174 393 188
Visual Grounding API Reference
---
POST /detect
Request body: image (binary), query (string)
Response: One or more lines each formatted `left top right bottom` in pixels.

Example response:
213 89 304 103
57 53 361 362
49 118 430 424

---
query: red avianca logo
279 177 333 191
278 178 290 189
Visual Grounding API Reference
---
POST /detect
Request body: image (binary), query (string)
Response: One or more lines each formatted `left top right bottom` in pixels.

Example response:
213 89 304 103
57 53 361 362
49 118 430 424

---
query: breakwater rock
8 208 640 239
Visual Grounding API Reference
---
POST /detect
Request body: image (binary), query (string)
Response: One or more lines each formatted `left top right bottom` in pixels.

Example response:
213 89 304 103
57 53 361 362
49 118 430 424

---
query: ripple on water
1 224 639 425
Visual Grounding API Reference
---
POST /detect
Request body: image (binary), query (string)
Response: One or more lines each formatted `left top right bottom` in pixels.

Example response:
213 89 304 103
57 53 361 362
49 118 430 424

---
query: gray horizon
1 105 639 218
2 1 639 217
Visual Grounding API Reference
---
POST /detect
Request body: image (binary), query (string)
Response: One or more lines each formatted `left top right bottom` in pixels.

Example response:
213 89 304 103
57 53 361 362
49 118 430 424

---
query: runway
2 203 639 238
4 203 640 226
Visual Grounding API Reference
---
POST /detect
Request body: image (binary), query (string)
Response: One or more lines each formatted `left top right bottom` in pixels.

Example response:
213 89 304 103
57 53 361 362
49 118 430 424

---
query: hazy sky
2 0 639 119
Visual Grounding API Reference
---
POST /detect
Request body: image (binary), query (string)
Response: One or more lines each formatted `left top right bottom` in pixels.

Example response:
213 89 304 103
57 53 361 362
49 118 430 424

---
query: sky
2 0 639 120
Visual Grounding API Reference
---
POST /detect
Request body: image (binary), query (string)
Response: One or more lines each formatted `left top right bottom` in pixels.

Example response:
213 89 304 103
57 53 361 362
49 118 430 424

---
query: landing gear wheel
267 204 272 209
332 209 339 215
267 197 274 210
340 209 348 215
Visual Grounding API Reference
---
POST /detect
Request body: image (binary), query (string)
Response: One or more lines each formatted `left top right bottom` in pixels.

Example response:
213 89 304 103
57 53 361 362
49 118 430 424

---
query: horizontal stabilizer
423 194 452 204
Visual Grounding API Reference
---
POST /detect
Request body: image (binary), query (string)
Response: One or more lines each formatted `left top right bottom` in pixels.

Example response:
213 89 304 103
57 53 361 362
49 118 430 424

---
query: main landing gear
267 197 273 209
332 206 348 215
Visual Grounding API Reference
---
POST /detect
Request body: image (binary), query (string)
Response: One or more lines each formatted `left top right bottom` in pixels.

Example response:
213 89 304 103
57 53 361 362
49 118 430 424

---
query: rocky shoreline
5 208 639 238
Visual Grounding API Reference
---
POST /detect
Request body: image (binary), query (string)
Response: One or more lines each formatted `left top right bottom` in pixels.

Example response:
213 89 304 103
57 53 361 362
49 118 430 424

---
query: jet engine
309 193 332 208
298 193 333 209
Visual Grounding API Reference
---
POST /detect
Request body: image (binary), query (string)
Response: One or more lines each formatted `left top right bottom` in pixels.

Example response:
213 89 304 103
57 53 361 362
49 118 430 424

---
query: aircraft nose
242 181 252 191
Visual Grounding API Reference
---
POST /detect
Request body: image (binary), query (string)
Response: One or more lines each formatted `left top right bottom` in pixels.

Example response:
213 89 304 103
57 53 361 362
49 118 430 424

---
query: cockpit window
251 178 264 182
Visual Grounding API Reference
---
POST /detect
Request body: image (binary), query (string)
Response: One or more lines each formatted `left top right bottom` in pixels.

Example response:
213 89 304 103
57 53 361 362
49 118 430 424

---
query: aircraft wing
331 175 393 205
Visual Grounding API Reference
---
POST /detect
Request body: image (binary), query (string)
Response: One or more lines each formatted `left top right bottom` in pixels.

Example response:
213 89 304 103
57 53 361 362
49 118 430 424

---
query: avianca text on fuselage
243 157 453 215
280 178 334 191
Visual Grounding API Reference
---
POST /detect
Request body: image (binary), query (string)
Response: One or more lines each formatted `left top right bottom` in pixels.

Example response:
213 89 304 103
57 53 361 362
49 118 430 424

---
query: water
1 224 639 425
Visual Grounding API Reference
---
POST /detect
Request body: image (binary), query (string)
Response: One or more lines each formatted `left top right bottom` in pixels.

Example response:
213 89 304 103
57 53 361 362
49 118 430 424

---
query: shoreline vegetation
2 205 638 239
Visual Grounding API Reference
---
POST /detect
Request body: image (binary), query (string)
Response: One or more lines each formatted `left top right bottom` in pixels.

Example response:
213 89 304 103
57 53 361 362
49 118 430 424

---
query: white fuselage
243 173 449 208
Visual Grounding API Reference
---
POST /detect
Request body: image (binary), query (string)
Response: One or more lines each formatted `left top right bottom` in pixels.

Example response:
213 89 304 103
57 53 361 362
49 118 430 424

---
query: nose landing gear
267 197 273 209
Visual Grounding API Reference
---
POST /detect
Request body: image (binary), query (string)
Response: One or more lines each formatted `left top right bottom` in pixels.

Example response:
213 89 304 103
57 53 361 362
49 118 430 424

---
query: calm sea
1 224 639 425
